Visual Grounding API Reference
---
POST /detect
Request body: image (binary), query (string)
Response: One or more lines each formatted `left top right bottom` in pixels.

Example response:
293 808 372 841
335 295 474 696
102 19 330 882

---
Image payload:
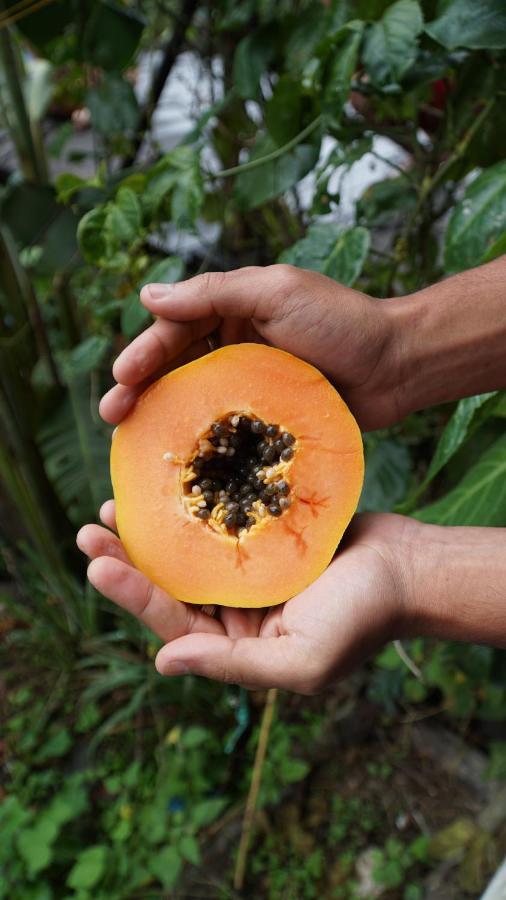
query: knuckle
198 270 228 293
139 580 155 617
272 263 299 285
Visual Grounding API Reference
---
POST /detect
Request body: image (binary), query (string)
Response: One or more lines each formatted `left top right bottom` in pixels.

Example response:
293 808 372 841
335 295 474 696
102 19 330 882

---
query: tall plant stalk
0 16 49 184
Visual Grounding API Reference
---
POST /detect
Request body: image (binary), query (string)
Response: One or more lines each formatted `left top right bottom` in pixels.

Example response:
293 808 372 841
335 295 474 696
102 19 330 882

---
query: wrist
397 521 506 647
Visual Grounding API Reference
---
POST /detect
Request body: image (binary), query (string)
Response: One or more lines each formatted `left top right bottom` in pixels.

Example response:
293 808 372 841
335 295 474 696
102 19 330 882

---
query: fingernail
146 283 175 301
161 660 191 676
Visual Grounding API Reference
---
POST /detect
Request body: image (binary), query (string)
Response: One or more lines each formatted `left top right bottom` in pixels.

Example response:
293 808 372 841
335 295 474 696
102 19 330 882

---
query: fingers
77 523 128 564
139 266 288 324
112 316 218 387
219 607 266 639
101 336 217 423
100 382 148 424
99 499 117 531
87 556 225 642
155 631 317 693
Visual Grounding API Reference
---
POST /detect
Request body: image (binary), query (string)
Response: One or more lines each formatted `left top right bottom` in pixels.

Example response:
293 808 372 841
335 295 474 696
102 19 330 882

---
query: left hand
77 507 415 694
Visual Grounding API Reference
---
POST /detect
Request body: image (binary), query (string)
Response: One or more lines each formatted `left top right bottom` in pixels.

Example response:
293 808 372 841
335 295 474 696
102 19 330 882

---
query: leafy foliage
1 0 506 895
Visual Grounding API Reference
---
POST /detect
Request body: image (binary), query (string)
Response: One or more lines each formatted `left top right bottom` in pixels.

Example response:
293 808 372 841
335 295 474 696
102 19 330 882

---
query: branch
121 0 199 169
233 687 277 891
213 115 323 179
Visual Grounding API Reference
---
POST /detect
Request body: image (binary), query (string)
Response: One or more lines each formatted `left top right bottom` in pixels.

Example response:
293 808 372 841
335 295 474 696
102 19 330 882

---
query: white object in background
480 858 506 900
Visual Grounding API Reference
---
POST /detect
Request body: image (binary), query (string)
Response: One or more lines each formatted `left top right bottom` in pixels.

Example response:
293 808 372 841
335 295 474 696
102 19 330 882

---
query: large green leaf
414 434 506 526
444 161 506 272
359 439 412 512
419 392 500 490
38 378 111 522
86 75 139 135
83 1 145 70
279 222 370 286
234 136 319 211
324 226 370 285
426 0 506 50
265 75 304 146
106 187 142 242
363 0 424 86
232 30 274 99
66 844 108 890
4 0 73 52
149 846 182 889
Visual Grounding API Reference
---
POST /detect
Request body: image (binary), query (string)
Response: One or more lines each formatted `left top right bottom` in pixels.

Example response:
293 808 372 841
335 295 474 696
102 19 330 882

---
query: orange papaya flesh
111 343 364 607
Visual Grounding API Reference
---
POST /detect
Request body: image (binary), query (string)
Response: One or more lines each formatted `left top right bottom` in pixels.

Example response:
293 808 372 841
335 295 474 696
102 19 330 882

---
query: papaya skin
111 343 364 607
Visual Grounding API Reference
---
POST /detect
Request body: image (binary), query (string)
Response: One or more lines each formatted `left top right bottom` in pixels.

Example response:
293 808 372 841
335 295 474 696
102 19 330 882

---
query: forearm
388 257 506 418
401 521 506 647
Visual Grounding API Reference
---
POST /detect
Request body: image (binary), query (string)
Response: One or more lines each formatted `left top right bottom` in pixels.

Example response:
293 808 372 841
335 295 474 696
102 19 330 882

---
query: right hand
101 265 401 430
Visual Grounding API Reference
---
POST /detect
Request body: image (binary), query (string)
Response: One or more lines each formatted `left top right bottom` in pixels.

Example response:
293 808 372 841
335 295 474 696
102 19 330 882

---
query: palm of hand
77 507 401 693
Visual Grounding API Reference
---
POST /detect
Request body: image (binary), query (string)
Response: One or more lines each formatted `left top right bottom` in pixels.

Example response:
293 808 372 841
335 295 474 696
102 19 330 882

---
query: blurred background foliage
0 0 505 896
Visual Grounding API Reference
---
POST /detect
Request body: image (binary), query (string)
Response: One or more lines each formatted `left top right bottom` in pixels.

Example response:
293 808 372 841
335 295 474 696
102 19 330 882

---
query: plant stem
214 116 323 179
0 16 49 183
234 687 277 891
121 0 199 168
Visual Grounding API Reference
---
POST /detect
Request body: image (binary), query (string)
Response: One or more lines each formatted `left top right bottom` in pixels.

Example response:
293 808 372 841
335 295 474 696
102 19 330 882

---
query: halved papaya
111 343 363 607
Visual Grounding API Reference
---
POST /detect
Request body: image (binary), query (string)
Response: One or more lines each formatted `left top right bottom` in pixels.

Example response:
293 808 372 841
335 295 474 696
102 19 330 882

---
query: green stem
0 18 48 184
213 115 323 179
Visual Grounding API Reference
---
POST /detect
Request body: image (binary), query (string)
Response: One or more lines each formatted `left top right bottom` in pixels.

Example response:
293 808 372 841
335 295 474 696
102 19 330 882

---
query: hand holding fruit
78 510 413 693
100 265 400 431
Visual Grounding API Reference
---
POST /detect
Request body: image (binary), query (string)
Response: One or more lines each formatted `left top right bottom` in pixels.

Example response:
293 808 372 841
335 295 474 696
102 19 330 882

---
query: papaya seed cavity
182 413 296 537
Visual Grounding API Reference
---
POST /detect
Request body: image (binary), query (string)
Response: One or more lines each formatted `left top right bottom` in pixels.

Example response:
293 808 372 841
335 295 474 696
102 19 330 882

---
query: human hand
77 509 417 693
101 266 400 432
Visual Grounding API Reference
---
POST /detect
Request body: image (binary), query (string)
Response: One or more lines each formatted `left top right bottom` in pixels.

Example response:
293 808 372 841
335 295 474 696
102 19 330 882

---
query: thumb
140 266 289 323
155 631 319 694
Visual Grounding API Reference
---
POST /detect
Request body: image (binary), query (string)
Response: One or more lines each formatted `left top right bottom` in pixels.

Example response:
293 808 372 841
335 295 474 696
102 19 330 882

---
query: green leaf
190 798 227 829
107 188 142 242
376 644 403 670
140 256 185 288
359 439 411 512
282 759 310 783
324 226 370 286
235 136 319 211
279 222 369 286
77 207 110 264
54 174 84 205
414 434 506 526
265 75 304 146
67 845 108 890
426 0 506 50
181 725 209 749
149 845 182 889
36 727 72 762
179 835 201 866
363 0 424 86
86 75 139 135
420 392 499 490
121 292 151 339
444 161 506 273
323 22 364 115
171 167 204 227
61 336 109 379
233 30 274 99
83 1 145 70
357 177 417 226
17 827 53 877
